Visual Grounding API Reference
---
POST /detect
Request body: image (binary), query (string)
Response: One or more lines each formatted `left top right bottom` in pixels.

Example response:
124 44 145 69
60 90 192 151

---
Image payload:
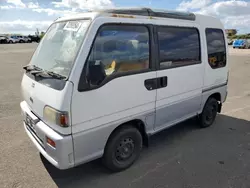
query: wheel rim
204 103 217 124
115 137 135 162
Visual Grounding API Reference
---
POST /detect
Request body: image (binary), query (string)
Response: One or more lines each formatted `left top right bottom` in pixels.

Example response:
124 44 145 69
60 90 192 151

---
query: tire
103 126 143 172
9 41 13 44
198 98 219 128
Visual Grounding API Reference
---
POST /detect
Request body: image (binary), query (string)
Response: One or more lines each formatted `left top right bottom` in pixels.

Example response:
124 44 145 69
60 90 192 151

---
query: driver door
70 20 157 162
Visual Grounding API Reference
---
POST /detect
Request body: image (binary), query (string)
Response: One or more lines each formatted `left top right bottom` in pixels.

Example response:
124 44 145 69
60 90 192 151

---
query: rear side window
85 24 150 87
157 26 201 69
205 28 226 69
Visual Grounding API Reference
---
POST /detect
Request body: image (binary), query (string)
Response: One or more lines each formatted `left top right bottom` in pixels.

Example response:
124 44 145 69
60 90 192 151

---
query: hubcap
205 104 217 123
115 138 135 162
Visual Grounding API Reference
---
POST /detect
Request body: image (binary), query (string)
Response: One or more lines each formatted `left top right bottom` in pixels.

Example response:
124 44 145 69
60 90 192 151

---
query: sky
0 0 250 35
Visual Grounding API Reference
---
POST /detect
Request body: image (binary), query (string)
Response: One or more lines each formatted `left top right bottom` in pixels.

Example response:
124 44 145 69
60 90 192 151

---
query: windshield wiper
23 65 66 80
45 71 66 80
31 70 66 80
23 64 42 72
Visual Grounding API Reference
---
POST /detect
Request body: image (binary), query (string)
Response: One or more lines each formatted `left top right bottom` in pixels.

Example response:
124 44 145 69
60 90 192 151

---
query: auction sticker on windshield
63 21 82 32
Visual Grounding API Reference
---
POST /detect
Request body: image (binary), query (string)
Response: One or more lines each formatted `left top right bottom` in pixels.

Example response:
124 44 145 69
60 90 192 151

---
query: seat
88 62 106 86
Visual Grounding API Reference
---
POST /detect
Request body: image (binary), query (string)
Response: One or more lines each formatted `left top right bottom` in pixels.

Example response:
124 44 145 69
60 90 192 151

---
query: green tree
40 32 45 39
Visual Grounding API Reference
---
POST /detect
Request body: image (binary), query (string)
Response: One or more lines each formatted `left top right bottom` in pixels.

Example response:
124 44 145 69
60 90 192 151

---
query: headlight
43 106 69 127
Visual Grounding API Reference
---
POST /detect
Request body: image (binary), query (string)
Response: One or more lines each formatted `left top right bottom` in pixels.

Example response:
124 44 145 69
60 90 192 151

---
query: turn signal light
59 114 68 127
46 136 56 148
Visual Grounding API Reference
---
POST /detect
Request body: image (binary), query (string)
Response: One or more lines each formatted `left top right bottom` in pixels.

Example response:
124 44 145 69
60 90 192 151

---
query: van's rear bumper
20 101 74 170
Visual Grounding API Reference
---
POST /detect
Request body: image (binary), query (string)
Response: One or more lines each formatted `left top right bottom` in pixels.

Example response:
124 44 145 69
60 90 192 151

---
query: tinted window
158 27 200 69
206 28 226 69
86 25 150 87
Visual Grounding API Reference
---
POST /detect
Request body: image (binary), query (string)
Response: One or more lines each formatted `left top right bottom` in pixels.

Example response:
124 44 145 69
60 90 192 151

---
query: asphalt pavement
0 43 250 188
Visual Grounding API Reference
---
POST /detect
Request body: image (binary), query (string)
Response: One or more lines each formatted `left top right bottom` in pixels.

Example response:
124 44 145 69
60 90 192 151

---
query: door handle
157 76 168 88
144 78 157 91
161 76 168 87
144 76 168 90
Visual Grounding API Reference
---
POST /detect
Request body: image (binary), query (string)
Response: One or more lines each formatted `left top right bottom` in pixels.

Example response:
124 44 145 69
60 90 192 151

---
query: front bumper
20 101 74 170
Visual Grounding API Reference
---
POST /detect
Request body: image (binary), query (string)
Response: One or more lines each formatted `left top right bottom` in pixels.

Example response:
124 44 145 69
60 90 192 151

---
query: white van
20 8 229 172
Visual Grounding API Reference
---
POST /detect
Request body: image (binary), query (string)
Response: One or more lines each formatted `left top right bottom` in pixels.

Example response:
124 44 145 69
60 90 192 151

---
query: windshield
29 19 90 78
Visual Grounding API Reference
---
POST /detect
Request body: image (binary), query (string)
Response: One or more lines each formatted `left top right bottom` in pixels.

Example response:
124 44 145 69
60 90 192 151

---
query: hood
21 73 73 135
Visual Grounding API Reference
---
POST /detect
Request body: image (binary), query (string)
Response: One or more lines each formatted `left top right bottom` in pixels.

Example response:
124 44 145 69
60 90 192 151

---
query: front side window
158 26 201 69
206 28 226 69
85 25 150 87
29 19 91 78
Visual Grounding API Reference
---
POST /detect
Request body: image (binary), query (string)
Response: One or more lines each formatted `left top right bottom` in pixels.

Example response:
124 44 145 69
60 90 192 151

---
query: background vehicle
28 35 40 43
23 36 32 43
9 36 20 43
0 36 8 44
7 36 18 43
16 36 28 43
20 8 229 172
233 39 250 49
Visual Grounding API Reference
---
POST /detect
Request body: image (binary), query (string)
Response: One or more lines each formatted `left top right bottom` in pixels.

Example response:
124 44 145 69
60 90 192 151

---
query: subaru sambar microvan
20 8 229 172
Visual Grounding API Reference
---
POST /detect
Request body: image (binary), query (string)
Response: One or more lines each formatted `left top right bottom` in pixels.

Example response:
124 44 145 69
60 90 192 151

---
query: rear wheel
198 98 219 128
103 126 142 172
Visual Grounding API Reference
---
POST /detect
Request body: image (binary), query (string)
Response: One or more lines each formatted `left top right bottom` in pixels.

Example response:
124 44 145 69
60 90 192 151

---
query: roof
56 7 196 22
92 8 196 21
55 7 224 29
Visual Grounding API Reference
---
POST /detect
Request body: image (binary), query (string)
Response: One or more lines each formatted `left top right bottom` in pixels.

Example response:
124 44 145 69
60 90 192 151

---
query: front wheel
198 98 219 128
103 126 142 172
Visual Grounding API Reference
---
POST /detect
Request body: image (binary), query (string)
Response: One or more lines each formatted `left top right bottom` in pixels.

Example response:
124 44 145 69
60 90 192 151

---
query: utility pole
35 28 39 36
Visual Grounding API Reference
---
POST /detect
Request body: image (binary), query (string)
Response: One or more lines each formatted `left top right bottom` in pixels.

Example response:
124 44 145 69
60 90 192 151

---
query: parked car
7 36 19 43
20 7 229 172
25 36 32 43
23 36 32 43
0 36 8 44
16 36 27 43
233 39 250 49
9 36 20 43
28 35 40 43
